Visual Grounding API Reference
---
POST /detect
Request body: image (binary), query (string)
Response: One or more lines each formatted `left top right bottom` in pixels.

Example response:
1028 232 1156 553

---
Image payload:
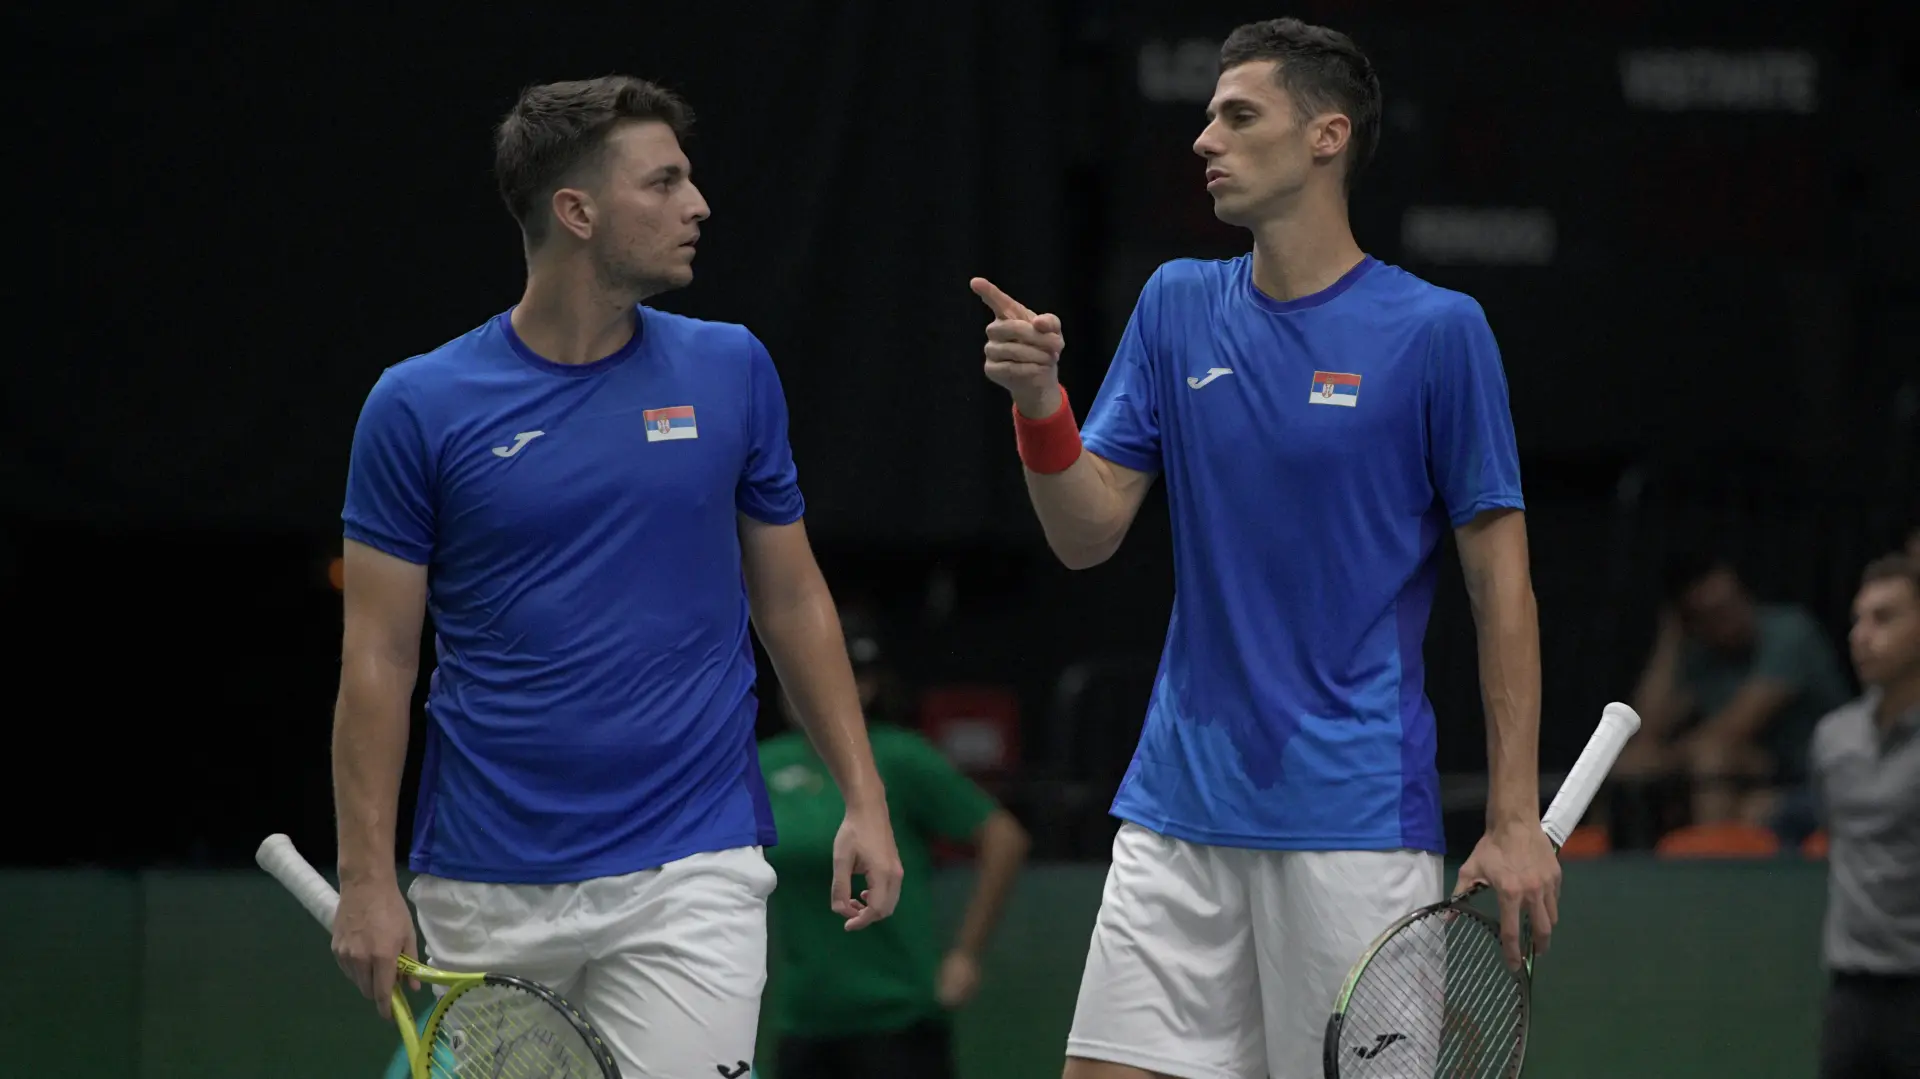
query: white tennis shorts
408 844 776 1079
1066 822 1444 1079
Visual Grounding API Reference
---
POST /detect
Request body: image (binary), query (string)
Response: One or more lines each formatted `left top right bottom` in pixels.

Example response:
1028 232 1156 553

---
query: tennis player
971 18 1559 1079
1809 553 1919 1078
330 75 902 1079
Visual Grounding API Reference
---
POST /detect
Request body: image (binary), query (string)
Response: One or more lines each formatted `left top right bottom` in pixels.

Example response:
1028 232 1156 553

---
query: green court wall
0 859 1828 1078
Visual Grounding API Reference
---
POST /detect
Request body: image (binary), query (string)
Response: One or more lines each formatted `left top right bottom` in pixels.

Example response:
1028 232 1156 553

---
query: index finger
970 277 1035 321
830 848 854 915
371 958 397 1019
1529 892 1554 957
402 931 422 991
1498 889 1523 971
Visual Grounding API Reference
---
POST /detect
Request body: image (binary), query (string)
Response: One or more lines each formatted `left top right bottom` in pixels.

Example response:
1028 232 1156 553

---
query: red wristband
1012 387 1083 475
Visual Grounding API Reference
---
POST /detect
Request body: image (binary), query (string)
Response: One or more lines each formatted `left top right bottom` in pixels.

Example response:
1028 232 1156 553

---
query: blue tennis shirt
341 305 801 883
1082 254 1525 854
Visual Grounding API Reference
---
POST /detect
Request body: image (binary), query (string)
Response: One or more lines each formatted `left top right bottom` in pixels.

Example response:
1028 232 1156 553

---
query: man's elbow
341 637 420 679
336 645 419 712
1046 522 1130 571
1052 541 1117 571
981 809 1031 859
746 575 833 635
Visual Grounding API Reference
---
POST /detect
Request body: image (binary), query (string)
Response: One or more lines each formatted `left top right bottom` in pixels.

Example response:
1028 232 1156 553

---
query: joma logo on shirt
491 431 546 457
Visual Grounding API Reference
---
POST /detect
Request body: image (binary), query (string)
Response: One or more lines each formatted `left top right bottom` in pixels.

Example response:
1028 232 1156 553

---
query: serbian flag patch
643 405 697 441
1307 371 1361 407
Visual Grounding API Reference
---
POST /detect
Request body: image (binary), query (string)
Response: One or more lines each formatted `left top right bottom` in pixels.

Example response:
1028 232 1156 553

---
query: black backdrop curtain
9 2 1063 544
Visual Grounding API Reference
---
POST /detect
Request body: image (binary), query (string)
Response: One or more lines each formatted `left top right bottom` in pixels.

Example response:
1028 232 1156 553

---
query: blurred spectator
1809 553 1920 1078
1619 552 1853 830
758 601 1030 1079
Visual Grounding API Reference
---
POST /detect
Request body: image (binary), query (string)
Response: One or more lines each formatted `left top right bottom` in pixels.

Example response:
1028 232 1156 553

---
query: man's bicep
1088 452 1159 532
1453 506 1529 594
738 513 821 611
1428 301 1525 527
340 538 428 666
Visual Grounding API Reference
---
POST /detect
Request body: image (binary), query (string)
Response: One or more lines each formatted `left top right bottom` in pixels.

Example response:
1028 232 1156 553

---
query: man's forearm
1467 562 1543 828
1022 453 1132 570
1696 706 1762 745
332 653 417 884
1015 387 1135 569
951 811 1029 957
756 588 885 808
1693 681 1788 745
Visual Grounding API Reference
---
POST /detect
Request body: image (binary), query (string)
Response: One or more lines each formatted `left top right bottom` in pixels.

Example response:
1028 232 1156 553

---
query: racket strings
1338 907 1525 1078
429 983 607 1079
1432 929 1515 1079
1427 923 1521 1079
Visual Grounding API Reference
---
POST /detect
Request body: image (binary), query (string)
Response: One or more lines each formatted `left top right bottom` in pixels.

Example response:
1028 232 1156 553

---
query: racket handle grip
1541 702 1642 848
256 833 342 931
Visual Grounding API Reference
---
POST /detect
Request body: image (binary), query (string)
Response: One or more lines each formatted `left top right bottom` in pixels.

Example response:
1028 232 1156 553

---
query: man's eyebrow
1205 95 1259 120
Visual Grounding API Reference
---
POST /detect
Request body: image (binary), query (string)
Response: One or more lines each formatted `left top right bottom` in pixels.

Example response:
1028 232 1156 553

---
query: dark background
4 0 1914 868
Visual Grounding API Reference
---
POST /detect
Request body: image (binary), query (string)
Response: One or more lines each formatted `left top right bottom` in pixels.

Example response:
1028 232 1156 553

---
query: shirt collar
1862 687 1920 747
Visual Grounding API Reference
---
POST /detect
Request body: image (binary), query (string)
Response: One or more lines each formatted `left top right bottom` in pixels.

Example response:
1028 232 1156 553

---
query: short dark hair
493 75 694 246
1661 550 1736 604
1861 552 1920 596
1218 18 1382 194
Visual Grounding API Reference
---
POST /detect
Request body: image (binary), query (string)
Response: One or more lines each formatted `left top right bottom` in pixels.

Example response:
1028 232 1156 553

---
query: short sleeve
1751 609 1831 689
736 333 806 525
888 733 999 843
1080 270 1165 474
341 368 436 565
1426 298 1525 528
1807 713 1835 813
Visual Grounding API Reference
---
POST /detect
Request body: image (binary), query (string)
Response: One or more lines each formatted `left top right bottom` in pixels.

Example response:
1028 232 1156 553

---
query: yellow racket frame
254 833 620 1078
390 954 489 1079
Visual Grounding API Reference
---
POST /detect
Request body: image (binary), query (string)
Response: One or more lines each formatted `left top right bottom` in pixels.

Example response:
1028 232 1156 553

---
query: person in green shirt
1623 551 1855 828
758 604 1030 1079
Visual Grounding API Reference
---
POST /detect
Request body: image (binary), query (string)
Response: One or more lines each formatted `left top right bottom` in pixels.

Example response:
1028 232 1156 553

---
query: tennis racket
255 833 622 1079
1321 700 1642 1079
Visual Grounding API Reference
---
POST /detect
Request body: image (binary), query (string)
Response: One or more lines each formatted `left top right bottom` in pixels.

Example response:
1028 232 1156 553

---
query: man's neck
1874 671 1920 731
510 258 644 366
1247 187 1366 304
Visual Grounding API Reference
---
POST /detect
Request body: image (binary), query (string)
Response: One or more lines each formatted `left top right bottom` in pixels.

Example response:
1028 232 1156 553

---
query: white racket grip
256 833 342 931
1540 702 1642 848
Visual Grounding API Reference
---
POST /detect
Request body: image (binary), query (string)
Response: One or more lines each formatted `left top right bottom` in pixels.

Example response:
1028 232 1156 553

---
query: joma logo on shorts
1354 1032 1406 1058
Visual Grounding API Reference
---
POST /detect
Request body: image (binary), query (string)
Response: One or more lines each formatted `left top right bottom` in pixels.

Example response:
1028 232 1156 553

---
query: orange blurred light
328 557 344 591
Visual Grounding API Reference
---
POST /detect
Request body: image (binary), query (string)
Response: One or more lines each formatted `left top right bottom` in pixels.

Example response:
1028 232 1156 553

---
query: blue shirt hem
343 518 431 565
1111 806 1445 855
408 826 777 884
738 499 806 527
1446 494 1526 529
1081 435 1160 475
